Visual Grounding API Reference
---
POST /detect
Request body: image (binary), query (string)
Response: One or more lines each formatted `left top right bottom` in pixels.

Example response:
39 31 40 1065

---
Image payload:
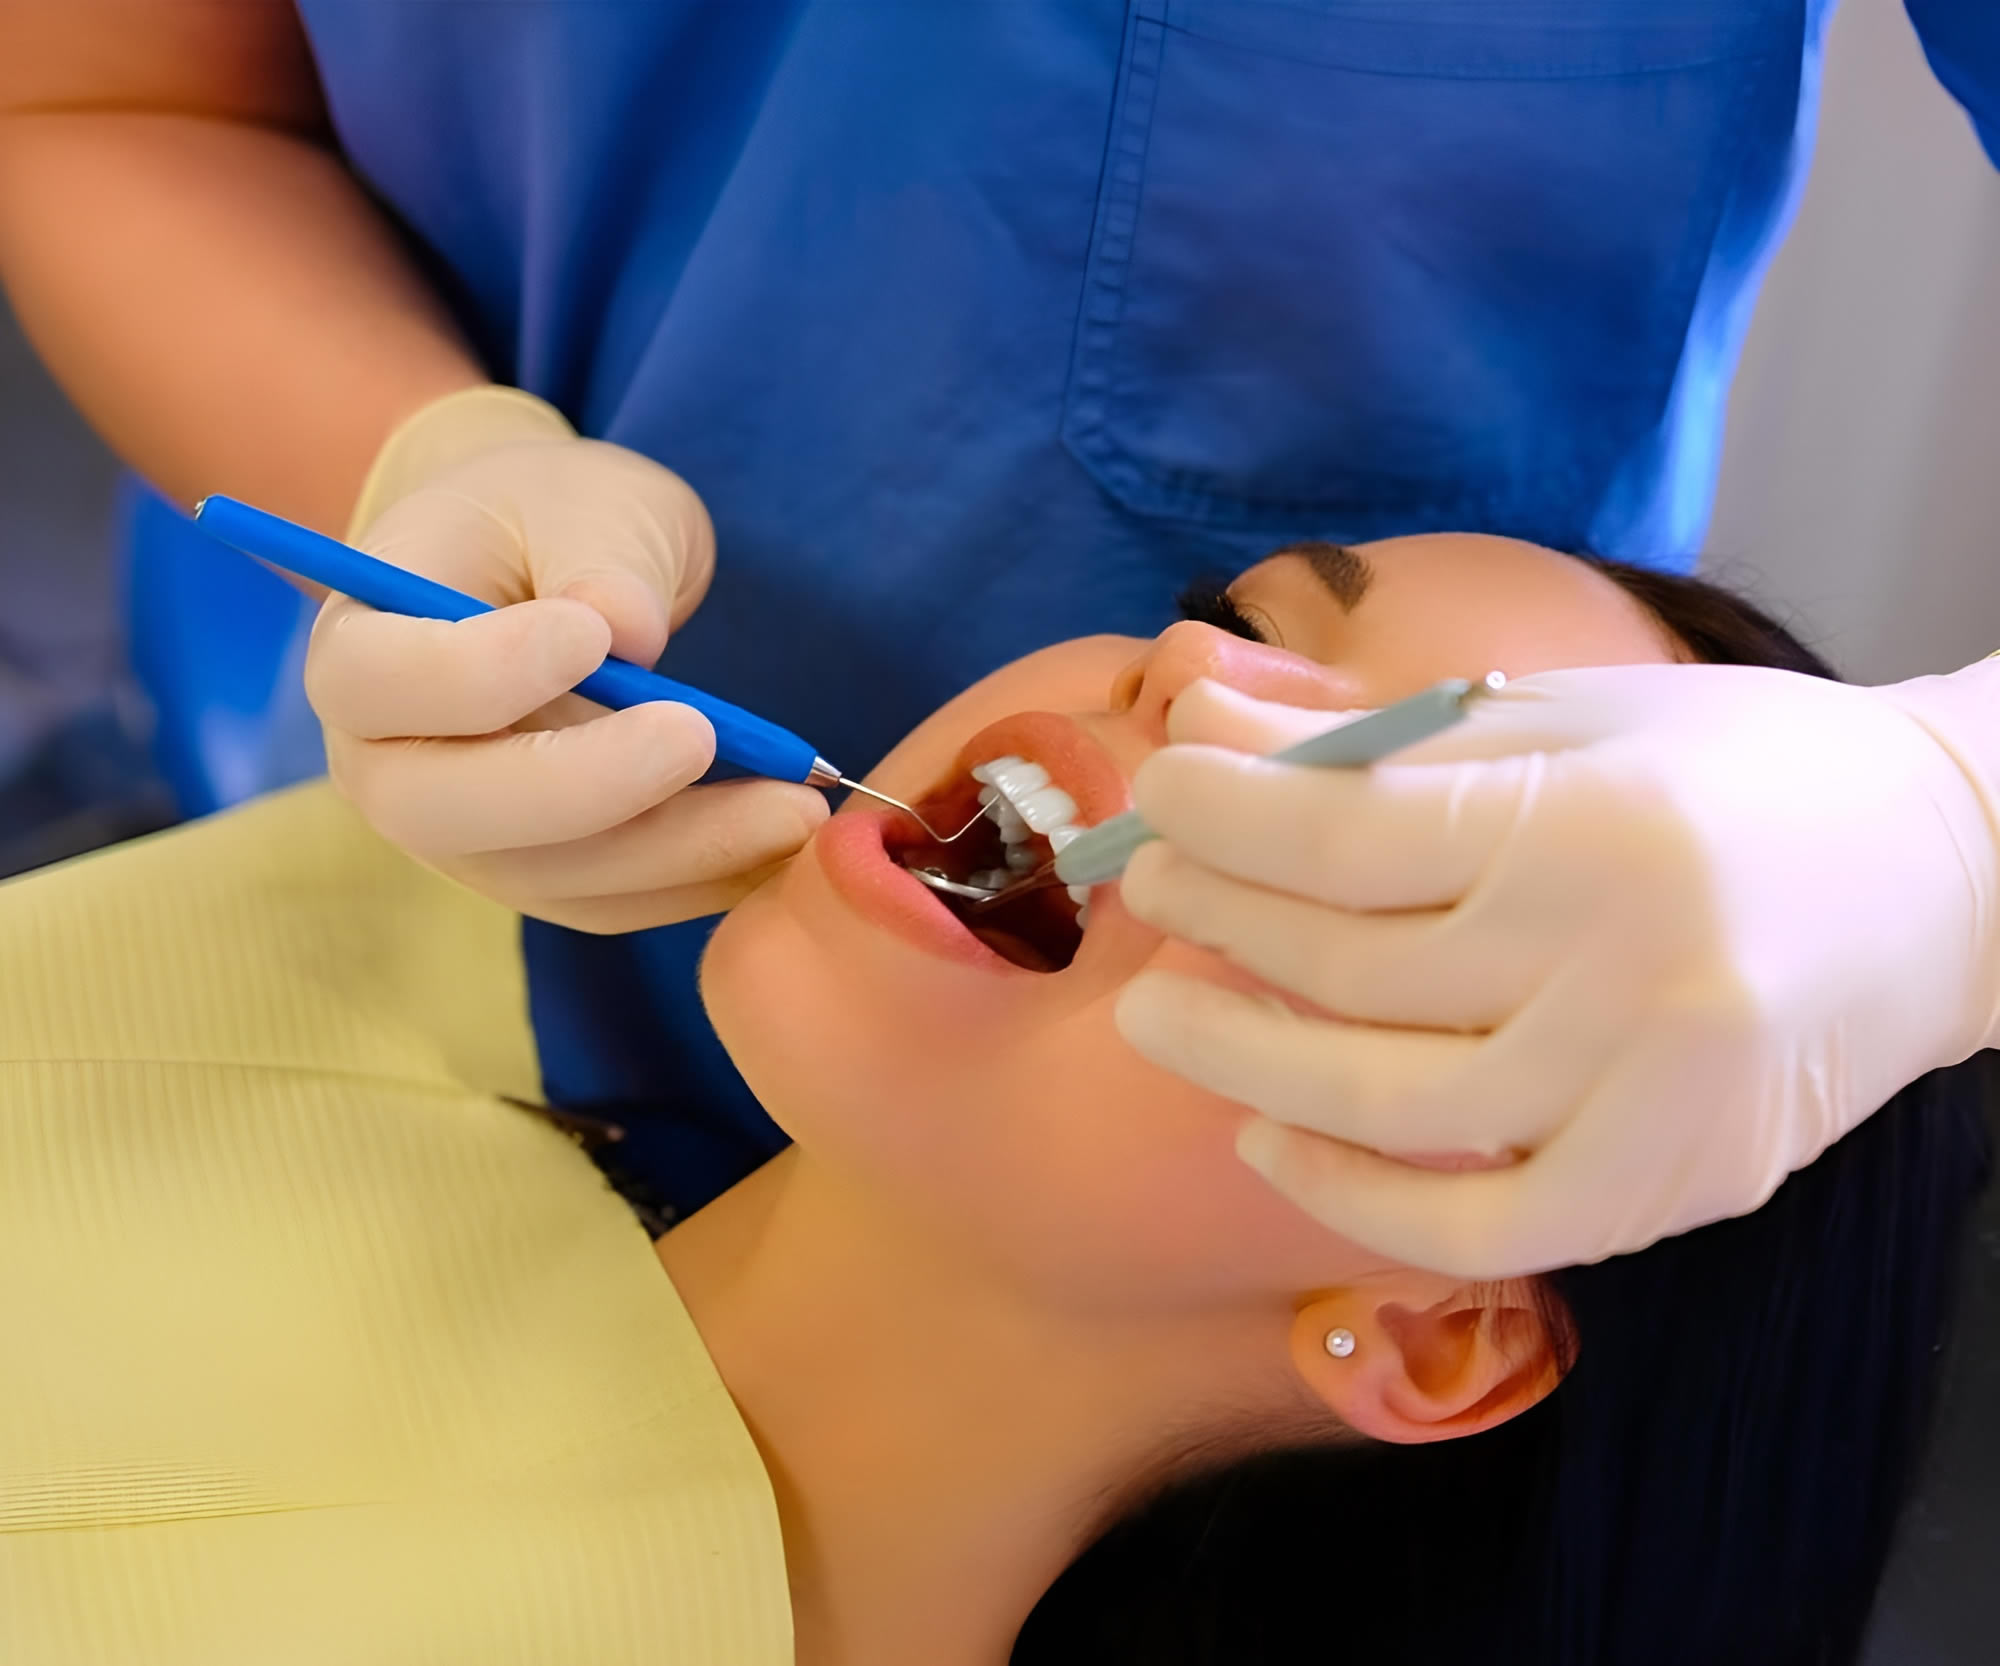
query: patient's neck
657 1148 1301 1666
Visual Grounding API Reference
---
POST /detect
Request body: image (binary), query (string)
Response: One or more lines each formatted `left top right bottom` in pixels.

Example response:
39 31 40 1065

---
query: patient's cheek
698 883 799 1046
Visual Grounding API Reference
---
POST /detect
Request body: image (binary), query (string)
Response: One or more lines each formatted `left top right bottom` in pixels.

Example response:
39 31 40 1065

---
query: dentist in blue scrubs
3 0 1998 1278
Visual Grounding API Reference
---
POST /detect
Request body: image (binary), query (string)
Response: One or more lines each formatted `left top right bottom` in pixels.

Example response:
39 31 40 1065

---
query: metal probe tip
809 759 991 845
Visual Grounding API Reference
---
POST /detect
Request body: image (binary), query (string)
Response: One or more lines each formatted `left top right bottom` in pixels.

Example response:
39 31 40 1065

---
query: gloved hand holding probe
1115 659 2000 1279
304 387 828 931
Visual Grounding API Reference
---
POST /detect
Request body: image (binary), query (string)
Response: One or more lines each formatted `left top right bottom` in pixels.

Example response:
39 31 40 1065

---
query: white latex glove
1114 661 2000 1278
306 386 826 931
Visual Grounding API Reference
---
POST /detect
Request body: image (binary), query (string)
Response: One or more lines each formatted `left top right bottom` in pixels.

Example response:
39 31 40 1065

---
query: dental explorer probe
939 673 1507 913
191 495 989 843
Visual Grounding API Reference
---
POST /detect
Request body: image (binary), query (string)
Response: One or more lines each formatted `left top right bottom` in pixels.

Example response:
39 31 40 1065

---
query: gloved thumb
356 439 714 673
493 438 715 669
548 564 675 673
1165 665 1795 771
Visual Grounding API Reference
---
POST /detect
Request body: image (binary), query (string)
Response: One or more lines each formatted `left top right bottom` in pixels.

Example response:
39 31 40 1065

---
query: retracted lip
883 710 1134 853
813 709 1140 977
814 807 1028 973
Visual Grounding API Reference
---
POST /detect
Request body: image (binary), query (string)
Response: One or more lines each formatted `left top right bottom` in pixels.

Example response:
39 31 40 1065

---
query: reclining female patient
1 534 1988 1666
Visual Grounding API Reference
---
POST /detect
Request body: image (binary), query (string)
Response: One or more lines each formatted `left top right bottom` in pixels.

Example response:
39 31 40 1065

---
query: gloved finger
1131 741 1543 911
550 563 673 669
326 700 716 858
1233 1117 1558 1278
308 595 612 739
1119 841 1536 1031
1166 669 1683 767
500 440 713 648
357 484 542 599
1116 969 1544 1159
501 859 798 935
452 778 829 901
362 449 704 665
1235 1082 1704 1279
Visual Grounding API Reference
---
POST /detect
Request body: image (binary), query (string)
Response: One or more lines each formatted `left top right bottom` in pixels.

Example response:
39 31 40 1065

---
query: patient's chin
697 892 828 1140
696 894 771 1047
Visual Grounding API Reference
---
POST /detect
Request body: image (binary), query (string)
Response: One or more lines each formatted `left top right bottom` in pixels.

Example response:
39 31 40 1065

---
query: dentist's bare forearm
0 2 485 536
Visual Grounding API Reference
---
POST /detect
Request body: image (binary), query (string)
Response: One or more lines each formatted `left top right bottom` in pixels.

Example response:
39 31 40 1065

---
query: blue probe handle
192 494 826 784
1053 679 1478 888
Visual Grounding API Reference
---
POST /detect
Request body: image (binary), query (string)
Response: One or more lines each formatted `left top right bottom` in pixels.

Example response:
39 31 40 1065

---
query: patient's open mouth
877 713 1127 974
889 769 1086 973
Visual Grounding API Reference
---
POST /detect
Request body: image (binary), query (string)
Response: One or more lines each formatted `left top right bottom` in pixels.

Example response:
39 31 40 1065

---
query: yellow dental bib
0 783 788 1664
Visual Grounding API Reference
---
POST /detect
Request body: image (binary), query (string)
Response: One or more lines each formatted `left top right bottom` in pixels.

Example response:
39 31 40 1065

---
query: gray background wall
1706 0 2000 681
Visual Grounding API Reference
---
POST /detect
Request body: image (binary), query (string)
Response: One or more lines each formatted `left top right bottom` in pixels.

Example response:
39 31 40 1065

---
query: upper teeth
968 754 1094 912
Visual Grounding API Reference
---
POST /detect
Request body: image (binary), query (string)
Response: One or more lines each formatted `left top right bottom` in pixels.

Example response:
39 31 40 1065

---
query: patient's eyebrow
1278 541 1373 611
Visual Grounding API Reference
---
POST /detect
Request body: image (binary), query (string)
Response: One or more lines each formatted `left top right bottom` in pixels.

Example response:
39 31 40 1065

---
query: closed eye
1175 577 1270 644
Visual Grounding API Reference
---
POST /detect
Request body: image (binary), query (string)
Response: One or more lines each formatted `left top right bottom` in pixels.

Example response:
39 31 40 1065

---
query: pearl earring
1324 1328 1356 1359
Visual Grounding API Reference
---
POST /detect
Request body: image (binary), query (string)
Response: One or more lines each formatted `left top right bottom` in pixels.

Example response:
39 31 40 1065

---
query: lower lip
815 810 1025 973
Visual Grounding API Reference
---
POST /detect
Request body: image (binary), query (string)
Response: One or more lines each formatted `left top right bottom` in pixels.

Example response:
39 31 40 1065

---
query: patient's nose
1109 621 1347 736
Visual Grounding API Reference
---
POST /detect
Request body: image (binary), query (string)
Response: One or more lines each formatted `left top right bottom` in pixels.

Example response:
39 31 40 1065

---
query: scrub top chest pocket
1061 0 1807 549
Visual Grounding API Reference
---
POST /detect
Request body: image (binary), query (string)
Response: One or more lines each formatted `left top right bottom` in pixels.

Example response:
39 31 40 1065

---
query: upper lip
943 711 1132 833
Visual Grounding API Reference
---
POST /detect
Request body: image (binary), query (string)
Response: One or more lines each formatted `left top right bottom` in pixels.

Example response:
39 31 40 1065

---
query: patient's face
702 535 1678 1306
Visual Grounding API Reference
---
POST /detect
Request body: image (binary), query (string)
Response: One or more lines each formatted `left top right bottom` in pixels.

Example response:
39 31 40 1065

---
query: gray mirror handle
1052 677 1482 889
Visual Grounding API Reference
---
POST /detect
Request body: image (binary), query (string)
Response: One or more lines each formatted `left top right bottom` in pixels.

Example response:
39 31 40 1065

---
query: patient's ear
1288 1272 1569 1445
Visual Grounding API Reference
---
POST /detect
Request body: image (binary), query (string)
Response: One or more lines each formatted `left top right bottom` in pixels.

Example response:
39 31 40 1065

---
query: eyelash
1174 577 1269 644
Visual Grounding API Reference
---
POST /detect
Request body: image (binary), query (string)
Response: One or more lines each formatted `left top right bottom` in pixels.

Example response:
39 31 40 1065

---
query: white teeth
1015 784 1077 833
968 753 1096 931
973 758 1050 800
984 791 1032 842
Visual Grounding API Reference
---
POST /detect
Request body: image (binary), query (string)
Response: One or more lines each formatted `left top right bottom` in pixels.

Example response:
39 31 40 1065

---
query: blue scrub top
293 0 2000 1217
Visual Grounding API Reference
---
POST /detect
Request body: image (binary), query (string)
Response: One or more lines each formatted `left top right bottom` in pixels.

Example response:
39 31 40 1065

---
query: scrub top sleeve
1906 0 2000 168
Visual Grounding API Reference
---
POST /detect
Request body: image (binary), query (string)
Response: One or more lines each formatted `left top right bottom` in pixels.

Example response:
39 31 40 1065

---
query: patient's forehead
1233 532 1680 691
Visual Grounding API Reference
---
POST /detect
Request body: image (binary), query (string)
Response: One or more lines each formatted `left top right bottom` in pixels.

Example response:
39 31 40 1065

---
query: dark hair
1013 562 1995 1666
1594 557 1839 678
